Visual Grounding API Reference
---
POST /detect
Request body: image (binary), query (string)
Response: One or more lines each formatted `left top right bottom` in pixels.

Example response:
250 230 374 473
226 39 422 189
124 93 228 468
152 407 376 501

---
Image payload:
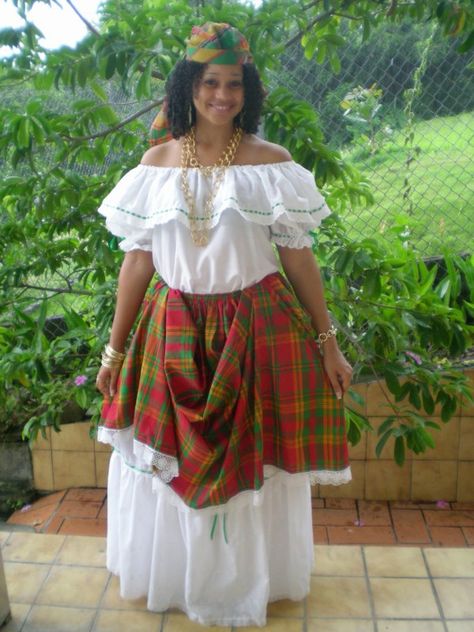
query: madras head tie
149 22 253 146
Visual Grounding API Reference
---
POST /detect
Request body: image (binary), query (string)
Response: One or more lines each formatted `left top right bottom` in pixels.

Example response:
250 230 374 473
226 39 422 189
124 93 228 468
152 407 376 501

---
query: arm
277 245 352 399
96 249 155 397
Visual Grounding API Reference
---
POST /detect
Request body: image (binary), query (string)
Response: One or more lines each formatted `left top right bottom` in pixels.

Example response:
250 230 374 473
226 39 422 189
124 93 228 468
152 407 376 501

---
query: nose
215 84 231 100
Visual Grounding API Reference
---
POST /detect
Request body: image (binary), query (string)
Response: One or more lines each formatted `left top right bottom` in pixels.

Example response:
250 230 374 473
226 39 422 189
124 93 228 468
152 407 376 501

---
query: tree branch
64 0 100 37
63 97 164 142
285 10 334 47
17 283 93 296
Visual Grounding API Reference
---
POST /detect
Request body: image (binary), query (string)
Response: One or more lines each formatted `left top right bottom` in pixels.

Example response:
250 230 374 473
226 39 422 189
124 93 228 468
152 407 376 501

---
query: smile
210 104 234 112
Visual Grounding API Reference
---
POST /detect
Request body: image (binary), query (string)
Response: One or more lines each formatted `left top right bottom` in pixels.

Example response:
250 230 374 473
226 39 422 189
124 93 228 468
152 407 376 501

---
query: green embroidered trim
102 198 328 222
112 446 153 476
210 513 229 543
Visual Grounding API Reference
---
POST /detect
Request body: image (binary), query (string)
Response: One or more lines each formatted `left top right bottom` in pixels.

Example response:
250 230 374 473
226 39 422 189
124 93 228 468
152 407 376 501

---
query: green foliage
0 0 473 466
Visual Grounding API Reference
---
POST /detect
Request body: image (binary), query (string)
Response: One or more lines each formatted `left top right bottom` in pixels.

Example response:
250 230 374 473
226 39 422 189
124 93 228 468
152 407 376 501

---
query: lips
210 104 234 112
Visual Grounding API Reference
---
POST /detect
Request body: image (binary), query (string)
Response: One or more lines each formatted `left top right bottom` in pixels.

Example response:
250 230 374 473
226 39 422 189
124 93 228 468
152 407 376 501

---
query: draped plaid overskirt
100 272 349 510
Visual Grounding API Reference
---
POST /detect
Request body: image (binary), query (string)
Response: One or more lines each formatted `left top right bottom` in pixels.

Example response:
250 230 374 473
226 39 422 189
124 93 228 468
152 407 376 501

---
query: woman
96 22 352 627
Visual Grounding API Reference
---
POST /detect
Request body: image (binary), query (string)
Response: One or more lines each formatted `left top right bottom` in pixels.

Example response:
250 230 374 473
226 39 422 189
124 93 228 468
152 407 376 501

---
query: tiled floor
1 530 474 631
7 489 474 547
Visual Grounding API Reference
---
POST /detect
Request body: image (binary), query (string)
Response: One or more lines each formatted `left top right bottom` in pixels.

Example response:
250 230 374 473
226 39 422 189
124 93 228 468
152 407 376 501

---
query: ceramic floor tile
376 622 444 631
2 533 65 564
312 545 365 576
307 577 371 618
4 562 51 603
307 620 374 631
99 575 148 611
1 603 32 632
244 619 303 632
36 565 109 608
161 613 231 631
434 578 474 618
370 578 440 619
266 598 304 617
365 546 428 577
22 605 96 631
93 608 162 631
446 623 474 632
424 548 474 577
56 535 107 567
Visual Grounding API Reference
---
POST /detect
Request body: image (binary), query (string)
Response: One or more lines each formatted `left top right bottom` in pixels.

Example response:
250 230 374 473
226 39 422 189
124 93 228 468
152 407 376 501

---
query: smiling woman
95 21 352 628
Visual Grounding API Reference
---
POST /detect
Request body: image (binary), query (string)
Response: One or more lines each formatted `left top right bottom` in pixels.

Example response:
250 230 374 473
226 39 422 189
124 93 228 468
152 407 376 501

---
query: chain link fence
273 21 474 256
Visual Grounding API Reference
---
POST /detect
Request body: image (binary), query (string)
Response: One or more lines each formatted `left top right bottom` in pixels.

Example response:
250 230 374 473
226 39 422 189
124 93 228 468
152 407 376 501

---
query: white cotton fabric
105 445 314 627
97 161 332 293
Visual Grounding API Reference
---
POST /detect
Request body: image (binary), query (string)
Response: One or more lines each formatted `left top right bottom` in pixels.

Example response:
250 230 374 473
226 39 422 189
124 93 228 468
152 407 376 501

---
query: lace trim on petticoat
97 426 351 489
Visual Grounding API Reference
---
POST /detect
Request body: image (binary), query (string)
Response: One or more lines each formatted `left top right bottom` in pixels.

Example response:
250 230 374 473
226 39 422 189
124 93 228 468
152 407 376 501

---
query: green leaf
375 429 394 458
394 436 405 466
384 371 401 397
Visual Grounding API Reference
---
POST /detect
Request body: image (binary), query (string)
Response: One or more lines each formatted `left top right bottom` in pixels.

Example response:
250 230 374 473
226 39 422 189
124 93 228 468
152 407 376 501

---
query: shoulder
239 135 292 165
140 139 181 167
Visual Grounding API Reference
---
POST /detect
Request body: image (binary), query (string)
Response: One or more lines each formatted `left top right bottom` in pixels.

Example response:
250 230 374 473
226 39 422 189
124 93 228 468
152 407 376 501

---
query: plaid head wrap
150 22 252 146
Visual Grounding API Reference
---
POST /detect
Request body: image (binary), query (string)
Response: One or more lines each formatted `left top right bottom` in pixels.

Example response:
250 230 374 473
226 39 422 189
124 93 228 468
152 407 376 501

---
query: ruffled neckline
137 160 295 172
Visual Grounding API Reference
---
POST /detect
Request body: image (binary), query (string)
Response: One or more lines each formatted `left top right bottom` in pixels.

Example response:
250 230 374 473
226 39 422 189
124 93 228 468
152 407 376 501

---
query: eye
203 78 217 87
230 80 243 88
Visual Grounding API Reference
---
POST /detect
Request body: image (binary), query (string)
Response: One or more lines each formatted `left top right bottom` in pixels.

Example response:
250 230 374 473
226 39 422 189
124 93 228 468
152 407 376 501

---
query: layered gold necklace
181 126 243 247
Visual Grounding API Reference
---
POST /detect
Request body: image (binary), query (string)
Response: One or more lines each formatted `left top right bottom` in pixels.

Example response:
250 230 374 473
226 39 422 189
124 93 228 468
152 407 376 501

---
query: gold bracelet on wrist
101 344 126 369
317 325 337 346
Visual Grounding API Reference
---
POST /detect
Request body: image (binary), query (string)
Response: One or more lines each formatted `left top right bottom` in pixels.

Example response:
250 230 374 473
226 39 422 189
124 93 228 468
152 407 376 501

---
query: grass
342 111 474 256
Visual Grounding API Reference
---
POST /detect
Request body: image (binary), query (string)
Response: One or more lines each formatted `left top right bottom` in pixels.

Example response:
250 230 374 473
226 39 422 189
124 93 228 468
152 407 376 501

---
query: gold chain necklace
181 126 243 247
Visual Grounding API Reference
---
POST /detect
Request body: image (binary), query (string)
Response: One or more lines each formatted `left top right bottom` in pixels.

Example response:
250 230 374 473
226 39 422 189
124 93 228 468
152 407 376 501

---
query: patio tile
2 533 64 563
327 525 396 545
266 598 304 617
93 608 162 631
307 577 370 618
358 500 391 525
7 504 56 530
58 517 107 537
365 546 427 577
56 500 102 519
312 545 365 576
307 621 374 632
425 548 474 577
36 565 109 608
4 562 50 603
1 603 32 632
65 488 107 503
100 575 148 611
162 614 230 631
424 510 474 527
27 491 66 510
462 527 474 545
434 578 474 618
324 498 356 510
312 526 328 544
429 527 467 547
0 531 11 547
376 622 444 631
22 605 96 632
446 623 474 632
312 508 358 526
56 535 107 567
391 509 431 544
370 578 440 618
244 619 303 631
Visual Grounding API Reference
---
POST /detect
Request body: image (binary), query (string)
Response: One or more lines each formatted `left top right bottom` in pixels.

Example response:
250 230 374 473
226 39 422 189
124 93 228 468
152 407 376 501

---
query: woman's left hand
322 345 353 400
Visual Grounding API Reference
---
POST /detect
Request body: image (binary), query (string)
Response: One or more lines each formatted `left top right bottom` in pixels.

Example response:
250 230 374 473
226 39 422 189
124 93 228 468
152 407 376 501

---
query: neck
193 120 237 149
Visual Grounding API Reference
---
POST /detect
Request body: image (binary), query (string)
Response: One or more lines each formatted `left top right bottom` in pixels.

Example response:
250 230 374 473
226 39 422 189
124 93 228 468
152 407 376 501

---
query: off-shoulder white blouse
98 161 331 294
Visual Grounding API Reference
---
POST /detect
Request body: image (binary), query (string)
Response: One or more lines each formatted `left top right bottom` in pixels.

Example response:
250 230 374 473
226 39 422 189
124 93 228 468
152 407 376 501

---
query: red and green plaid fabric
101 273 349 509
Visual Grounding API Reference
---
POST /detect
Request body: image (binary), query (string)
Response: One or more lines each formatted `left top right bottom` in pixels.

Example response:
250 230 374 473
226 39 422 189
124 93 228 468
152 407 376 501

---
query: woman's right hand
96 365 121 398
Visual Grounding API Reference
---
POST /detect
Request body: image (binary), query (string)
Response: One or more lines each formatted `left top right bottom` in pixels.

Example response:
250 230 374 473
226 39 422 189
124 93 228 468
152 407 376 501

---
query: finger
328 372 343 400
109 369 119 397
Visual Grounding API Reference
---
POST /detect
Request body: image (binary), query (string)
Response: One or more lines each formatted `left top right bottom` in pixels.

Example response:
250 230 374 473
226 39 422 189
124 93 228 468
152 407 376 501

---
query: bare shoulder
140 139 181 167
239 135 292 165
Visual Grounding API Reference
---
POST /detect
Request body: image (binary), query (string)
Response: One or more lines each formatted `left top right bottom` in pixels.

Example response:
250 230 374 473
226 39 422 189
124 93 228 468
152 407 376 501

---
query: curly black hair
165 59 265 138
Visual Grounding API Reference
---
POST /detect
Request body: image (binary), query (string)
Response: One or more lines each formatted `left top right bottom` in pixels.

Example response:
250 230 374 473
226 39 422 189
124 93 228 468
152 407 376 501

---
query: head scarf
150 22 252 146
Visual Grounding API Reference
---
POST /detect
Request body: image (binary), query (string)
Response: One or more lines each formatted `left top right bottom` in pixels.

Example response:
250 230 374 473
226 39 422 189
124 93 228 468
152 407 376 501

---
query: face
192 64 244 127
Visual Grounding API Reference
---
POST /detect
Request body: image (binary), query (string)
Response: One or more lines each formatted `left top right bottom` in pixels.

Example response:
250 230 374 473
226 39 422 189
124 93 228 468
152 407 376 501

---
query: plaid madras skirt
101 272 349 509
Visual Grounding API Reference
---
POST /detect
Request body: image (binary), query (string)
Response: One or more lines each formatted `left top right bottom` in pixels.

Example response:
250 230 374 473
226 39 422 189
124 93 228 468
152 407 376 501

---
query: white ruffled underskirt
99 426 351 627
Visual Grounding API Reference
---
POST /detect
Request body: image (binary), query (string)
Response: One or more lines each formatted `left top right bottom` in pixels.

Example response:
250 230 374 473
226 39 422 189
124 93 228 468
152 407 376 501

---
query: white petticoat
102 430 317 627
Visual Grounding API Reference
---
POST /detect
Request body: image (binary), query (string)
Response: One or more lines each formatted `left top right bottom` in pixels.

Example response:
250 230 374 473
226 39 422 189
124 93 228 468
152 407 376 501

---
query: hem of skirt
98 425 352 511
109 567 308 628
